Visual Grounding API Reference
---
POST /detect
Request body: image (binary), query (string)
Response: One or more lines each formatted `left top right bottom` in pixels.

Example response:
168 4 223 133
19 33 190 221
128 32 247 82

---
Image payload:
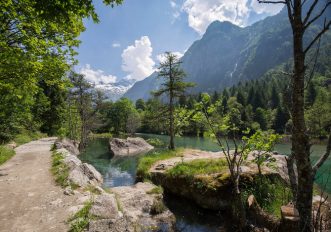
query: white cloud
182 0 250 35
121 36 156 81
181 0 283 35
80 64 117 85
170 0 177 8
250 1 283 15
112 43 121 48
157 52 184 63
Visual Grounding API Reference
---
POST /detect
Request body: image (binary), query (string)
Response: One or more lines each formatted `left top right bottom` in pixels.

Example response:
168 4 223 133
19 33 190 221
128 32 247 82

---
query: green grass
51 151 70 188
68 201 93 232
242 176 292 218
146 186 164 195
136 149 183 180
167 159 228 178
14 131 46 146
0 146 15 165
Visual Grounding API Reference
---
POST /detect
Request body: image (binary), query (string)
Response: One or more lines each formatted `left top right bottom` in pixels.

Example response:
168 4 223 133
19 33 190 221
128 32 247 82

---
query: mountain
95 79 134 101
124 1 331 102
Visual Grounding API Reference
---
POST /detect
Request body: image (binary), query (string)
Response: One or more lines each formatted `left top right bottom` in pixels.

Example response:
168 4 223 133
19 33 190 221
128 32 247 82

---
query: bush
14 131 46 145
242 176 292 218
146 138 165 147
0 146 15 165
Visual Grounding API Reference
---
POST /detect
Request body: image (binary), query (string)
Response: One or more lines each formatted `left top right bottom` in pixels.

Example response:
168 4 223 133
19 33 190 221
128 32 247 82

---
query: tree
135 99 146 111
195 93 248 230
126 111 141 135
272 106 289 133
270 85 280 109
69 72 104 150
153 52 194 150
305 82 317 107
258 1 331 230
107 98 137 135
0 0 123 142
254 107 268 131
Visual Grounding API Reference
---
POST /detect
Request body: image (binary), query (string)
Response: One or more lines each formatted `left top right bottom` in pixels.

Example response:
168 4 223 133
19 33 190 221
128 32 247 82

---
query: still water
79 134 330 231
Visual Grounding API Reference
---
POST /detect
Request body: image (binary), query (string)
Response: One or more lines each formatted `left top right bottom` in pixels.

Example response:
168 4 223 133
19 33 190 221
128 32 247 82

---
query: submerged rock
109 137 154 156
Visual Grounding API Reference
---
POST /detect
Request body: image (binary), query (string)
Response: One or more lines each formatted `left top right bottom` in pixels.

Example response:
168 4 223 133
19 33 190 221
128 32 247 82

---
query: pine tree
305 82 317 107
153 52 194 150
270 85 280 109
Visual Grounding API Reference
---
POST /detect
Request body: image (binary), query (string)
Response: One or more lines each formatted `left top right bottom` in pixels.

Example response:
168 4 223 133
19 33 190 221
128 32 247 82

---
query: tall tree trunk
292 3 313 230
169 82 175 150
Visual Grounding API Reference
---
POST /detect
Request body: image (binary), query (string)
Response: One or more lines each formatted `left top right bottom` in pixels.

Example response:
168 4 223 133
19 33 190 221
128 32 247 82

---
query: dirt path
0 138 77 232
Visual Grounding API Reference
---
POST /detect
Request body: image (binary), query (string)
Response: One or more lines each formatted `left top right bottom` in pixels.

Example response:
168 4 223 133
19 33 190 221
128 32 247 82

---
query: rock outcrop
109 137 154 156
146 149 288 211
54 140 174 232
88 182 175 232
56 148 103 188
55 138 80 156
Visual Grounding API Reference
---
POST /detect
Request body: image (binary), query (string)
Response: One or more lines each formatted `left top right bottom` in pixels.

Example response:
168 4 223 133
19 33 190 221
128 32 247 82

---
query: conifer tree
153 52 194 150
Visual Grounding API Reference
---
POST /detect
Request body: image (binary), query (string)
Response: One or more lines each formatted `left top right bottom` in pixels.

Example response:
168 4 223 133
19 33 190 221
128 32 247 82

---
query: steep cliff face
124 1 330 102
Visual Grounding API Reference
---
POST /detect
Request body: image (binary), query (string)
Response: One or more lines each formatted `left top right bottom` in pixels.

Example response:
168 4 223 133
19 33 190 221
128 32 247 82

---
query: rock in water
109 137 154 156
55 138 80 156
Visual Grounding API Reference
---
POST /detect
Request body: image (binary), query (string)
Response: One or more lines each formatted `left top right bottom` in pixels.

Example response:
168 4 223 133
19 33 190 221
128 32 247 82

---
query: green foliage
242 176 292 218
167 159 227 178
68 201 93 232
244 130 281 175
146 186 164 195
0 146 15 165
0 0 122 143
137 149 183 180
13 131 45 146
51 151 69 188
146 138 165 147
102 98 138 135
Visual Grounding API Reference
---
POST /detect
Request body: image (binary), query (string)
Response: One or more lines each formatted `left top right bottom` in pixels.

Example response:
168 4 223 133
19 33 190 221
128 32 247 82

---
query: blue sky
76 0 283 85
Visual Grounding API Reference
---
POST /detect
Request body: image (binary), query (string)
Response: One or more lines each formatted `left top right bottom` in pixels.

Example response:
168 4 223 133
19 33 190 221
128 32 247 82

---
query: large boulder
55 138 80 156
146 149 288 211
90 193 119 219
88 182 175 232
109 137 154 156
56 148 103 188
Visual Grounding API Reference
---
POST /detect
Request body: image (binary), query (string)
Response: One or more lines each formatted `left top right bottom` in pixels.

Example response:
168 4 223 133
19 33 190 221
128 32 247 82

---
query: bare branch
304 1 331 30
304 37 321 89
303 0 319 26
304 19 331 54
312 131 331 174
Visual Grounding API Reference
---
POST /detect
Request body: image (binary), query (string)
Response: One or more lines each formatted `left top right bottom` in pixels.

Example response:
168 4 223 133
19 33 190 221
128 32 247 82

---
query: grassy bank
136 149 183 180
0 146 15 165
